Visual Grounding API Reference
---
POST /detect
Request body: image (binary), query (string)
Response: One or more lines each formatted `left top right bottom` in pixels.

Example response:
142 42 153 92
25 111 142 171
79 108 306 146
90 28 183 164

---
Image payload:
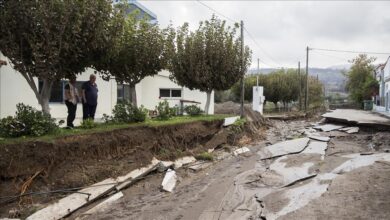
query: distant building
373 56 390 113
0 1 213 121
114 0 157 24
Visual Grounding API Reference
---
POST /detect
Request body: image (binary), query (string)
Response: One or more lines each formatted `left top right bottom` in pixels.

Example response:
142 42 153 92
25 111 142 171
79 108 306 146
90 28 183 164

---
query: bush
109 101 148 123
80 118 97 129
156 100 177 120
184 105 202 116
195 152 214 161
0 103 58 137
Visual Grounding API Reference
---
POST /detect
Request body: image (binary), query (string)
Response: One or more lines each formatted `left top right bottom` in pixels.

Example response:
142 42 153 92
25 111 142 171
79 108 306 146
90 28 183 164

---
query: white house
0 1 214 121
0 53 214 120
373 56 390 113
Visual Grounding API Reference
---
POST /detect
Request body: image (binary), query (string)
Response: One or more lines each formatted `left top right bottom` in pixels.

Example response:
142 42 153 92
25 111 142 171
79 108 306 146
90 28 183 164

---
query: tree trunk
20 73 53 114
130 85 137 107
37 79 53 114
204 91 212 115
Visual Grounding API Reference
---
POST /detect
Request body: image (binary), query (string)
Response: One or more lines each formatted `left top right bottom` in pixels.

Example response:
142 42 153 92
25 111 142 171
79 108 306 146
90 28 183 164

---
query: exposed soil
76 118 390 220
0 120 231 218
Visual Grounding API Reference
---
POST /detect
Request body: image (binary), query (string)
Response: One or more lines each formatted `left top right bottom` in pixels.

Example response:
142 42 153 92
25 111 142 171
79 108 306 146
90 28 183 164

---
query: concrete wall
0 55 214 119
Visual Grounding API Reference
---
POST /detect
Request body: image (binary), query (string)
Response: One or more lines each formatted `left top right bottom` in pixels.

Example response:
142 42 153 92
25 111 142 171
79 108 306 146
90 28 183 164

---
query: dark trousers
65 101 77 127
82 102 97 120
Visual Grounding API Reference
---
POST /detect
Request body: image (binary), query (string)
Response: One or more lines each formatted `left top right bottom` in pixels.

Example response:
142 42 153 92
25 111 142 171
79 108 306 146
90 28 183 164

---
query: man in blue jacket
82 74 98 120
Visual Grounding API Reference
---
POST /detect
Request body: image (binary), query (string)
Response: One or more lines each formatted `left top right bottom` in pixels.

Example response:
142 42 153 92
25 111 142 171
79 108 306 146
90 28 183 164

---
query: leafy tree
0 0 112 113
308 76 324 106
94 5 170 106
167 15 252 114
345 54 377 105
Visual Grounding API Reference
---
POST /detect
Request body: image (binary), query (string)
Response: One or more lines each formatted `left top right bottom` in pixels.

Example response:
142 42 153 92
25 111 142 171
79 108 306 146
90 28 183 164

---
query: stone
161 169 177 192
223 116 240 126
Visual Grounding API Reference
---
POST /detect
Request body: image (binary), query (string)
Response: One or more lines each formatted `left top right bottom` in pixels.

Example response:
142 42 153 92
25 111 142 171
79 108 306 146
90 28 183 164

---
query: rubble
233 147 251 156
258 138 310 159
161 169 177 192
223 116 240 126
313 124 344 132
308 134 330 142
173 156 197 169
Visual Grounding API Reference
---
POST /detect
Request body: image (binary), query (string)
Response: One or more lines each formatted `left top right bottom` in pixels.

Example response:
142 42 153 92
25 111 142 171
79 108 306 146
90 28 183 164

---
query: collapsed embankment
0 118 266 217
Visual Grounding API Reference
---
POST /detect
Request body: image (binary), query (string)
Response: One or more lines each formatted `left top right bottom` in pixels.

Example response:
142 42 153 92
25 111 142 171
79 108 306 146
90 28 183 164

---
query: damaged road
67 115 390 220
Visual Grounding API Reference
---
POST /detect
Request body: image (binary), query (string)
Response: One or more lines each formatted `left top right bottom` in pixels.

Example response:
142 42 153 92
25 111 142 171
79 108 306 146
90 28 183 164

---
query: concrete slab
313 124 344 132
308 135 330 142
322 109 390 130
223 116 240 126
302 141 328 159
173 156 196 169
189 162 213 172
258 138 310 160
79 192 124 218
233 147 250 156
161 169 177 192
268 155 317 186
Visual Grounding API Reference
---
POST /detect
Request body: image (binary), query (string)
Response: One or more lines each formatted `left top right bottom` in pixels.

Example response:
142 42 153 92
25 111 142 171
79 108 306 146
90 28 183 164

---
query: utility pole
240 20 245 118
257 58 260 87
305 46 309 112
298 61 301 110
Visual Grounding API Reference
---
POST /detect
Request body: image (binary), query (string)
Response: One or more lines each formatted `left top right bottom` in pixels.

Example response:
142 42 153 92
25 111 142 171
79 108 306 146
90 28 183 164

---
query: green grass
195 151 214 161
0 114 230 145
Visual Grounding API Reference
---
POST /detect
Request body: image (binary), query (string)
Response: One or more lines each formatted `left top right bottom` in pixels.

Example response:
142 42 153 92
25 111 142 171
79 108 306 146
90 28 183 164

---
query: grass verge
0 114 230 145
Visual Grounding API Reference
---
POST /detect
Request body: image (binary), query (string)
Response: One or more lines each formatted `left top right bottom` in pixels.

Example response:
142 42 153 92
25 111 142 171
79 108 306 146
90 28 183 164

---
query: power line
196 1 237 23
311 47 390 55
196 0 287 69
311 50 350 62
243 27 285 68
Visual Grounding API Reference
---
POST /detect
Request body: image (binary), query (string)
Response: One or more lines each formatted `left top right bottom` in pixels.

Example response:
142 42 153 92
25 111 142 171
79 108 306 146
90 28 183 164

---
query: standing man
64 76 79 128
82 74 98 120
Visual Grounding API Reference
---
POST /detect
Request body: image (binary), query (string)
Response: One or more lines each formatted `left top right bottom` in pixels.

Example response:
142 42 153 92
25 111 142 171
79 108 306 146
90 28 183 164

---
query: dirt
281 162 390 220
75 117 390 220
0 120 229 218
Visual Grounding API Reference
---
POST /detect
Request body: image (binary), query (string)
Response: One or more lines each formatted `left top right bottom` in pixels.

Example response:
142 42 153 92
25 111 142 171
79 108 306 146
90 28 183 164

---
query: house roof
114 0 157 21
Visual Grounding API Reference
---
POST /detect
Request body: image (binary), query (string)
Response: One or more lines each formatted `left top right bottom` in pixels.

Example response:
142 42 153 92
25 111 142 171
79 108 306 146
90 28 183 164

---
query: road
73 118 390 220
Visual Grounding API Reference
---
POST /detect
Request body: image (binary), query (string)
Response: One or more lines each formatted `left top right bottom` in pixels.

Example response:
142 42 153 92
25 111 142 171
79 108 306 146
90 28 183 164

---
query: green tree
0 0 112 113
94 4 170 106
345 54 377 105
308 76 324 106
167 15 252 114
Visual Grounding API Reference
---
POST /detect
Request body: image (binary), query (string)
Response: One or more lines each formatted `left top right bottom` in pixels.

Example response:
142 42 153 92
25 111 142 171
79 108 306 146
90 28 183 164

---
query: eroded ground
72 119 390 220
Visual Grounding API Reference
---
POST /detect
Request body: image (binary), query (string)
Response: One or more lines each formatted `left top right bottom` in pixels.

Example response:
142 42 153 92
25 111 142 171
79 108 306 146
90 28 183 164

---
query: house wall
0 54 214 119
138 70 214 114
0 57 117 120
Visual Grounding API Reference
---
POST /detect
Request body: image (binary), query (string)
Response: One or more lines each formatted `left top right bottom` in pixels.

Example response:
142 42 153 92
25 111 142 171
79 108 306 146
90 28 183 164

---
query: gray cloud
141 1 390 68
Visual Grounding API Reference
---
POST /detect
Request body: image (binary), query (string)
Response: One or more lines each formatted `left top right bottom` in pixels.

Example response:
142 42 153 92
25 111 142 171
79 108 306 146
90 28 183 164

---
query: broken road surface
72 118 390 220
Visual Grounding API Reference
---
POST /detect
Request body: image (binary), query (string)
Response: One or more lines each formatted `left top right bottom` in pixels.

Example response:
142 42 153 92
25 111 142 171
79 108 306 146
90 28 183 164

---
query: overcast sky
140 0 390 69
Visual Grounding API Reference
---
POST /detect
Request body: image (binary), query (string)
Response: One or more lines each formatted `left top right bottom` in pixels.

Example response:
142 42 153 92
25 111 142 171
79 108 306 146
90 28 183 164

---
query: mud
0 120 232 217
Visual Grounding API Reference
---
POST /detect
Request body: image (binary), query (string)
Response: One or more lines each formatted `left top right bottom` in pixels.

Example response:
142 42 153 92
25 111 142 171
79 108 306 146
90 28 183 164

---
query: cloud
140 1 390 68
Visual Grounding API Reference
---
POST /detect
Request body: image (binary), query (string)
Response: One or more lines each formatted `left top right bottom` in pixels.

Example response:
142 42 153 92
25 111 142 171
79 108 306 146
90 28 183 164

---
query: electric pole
298 61 301 110
240 20 245 118
305 46 309 112
257 58 260 87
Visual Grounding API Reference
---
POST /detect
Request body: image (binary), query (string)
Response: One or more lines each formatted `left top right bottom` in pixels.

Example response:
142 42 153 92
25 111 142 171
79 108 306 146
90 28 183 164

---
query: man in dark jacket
82 74 98 120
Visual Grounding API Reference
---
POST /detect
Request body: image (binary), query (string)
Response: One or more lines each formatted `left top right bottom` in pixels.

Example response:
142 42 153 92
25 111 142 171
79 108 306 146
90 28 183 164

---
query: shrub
80 118 97 129
110 101 148 123
0 103 58 137
195 152 214 161
184 105 203 116
156 100 175 120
